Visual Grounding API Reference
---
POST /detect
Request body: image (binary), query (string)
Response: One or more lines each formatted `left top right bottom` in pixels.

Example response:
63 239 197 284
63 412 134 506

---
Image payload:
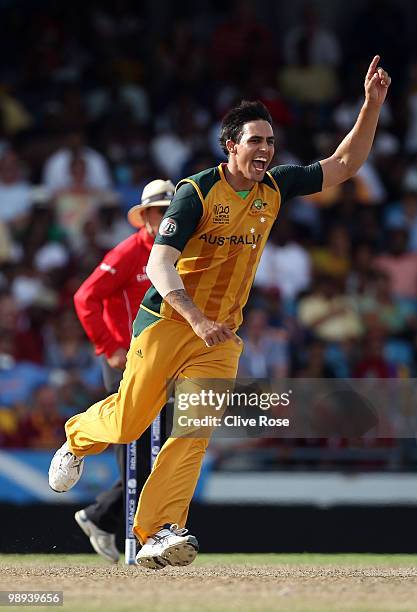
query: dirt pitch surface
1 554 417 612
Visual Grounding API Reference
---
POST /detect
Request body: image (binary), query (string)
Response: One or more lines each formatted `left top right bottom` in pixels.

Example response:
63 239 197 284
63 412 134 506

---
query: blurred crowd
1 0 417 462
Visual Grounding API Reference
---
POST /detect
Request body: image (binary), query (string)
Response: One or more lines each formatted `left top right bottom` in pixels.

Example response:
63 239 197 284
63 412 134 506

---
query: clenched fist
190 315 239 347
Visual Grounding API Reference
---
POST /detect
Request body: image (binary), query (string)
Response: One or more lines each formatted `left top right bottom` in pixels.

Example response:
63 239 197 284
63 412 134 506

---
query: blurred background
2 0 417 553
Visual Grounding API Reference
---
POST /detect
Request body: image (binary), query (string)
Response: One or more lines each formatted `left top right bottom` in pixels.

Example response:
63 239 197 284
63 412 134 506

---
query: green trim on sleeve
268 162 323 204
140 285 163 318
155 181 203 252
132 303 162 337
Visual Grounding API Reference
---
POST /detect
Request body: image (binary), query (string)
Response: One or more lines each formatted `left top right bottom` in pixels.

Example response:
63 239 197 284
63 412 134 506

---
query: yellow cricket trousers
65 307 242 543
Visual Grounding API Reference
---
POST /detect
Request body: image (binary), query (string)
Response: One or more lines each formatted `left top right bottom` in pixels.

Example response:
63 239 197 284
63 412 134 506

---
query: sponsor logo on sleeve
159 217 177 236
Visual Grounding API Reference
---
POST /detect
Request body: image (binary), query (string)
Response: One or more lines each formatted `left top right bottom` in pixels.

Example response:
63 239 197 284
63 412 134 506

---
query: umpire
73 179 174 562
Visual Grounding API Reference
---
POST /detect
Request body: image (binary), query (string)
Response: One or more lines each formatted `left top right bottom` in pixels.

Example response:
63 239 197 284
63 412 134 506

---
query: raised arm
146 244 237 346
320 55 391 190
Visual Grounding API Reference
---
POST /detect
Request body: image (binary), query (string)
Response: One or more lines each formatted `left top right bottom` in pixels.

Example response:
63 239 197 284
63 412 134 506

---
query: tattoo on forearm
165 289 199 318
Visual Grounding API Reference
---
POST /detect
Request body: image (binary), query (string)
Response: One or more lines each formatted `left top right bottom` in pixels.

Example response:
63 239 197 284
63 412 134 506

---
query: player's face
233 120 275 182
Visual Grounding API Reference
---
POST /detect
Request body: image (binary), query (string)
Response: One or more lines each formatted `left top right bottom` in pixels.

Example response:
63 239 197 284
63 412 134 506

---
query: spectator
310 225 351 280
293 339 336 378
333 92 392 133
321 180 363 239
279 35 339 106
356 270 417 336
0 149 33 227
374 228 417 300
52 155 112 250
353 330 397 378
0 334 49 407
150 128 191 181
298 275 363 343
347 242 377 296
0 221 13 264
0 86 32 136
10 265 57 310
239 309 289 378
44 308 97 374
115 158 156 215
0 292 46 363
255 219 311 304
283 3 341 67
86 71 150 126
42 130 112 192
385 189 417 251
20 385 66 449
210 0 274 81
306 160 386 208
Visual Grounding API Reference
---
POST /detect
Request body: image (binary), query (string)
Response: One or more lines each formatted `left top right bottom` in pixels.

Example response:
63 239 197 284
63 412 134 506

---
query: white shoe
48 442 84 492
135 523 199 570
75 510 119 563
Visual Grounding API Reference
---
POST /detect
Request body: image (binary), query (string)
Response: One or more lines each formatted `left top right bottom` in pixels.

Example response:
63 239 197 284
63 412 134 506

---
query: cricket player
72 179 174 562
49 56 390 569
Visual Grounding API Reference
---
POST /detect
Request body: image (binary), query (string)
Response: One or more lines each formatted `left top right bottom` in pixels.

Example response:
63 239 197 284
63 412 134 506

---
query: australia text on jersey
199 232 262 246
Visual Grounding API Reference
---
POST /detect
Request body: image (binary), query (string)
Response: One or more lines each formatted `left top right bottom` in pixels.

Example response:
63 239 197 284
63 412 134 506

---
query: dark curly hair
219 100 273 156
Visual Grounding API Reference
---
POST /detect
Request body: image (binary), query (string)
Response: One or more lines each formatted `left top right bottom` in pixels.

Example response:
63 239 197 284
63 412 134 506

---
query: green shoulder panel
185 166 221 199
132 296 162 337
268 162 323 204
139 286 163 317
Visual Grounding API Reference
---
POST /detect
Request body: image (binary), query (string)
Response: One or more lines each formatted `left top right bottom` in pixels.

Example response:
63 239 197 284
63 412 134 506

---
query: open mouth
252 158 267 173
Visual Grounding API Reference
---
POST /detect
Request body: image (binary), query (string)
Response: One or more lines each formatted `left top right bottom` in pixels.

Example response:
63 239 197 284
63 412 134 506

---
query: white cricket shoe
75 510 119 563
135 523 199 570
48 442 84 492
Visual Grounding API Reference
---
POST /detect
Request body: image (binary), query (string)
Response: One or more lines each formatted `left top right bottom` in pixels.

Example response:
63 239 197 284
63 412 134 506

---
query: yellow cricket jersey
135 162 322 332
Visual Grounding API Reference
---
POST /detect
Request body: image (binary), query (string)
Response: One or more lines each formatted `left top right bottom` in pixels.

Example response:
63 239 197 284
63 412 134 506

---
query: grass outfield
1 553 417 612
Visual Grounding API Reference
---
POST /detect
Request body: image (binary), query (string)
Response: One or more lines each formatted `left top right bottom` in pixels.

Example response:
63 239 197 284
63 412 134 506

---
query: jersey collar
218 163 258 202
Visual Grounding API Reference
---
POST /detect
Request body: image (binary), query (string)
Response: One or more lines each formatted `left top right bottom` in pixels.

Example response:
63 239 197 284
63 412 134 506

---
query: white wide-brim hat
128 179 175 228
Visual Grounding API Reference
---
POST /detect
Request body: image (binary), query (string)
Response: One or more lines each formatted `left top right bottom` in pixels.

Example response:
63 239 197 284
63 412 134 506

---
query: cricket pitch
1 554 417 611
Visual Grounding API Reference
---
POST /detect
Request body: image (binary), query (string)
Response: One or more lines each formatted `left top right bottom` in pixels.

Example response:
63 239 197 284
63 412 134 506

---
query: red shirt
74 227 153 357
